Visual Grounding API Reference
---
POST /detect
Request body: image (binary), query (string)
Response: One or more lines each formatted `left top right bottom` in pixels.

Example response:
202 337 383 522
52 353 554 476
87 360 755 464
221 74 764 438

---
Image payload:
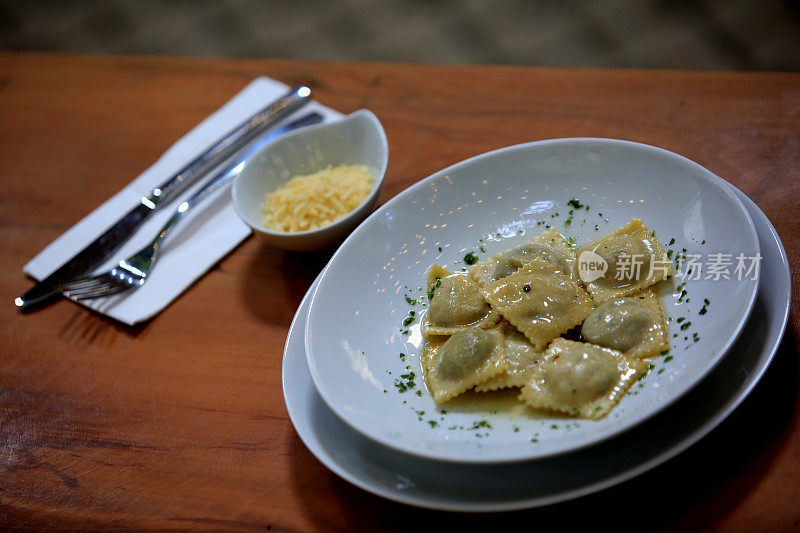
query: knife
15 85 312 310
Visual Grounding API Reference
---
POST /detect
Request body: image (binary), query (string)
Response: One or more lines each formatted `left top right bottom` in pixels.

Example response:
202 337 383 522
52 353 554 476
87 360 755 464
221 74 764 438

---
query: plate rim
305 137 761 464
283 183 789 511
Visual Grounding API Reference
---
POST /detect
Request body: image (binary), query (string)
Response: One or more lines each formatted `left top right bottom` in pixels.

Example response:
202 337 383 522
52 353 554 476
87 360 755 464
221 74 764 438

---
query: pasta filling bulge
421 325 509 403
581 289 669 358
470 227 576 286
423 264 499 336
519 339 647 419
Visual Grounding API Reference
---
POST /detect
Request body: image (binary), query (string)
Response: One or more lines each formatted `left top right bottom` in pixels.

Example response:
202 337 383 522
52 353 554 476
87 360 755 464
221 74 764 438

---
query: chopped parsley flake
427 277 441 300
463 252 479 265
470 419 492 430
567 198 584 209
394 372 416 393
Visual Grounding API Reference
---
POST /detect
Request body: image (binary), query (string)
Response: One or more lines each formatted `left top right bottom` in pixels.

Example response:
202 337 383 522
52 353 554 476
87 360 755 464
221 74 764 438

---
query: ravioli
421 325 508 402
475 324 544 392
416 215 676 421
481 259 594 350
519 338 647 419
469 227 576 287
581 289 669 358
578 219 671 302
422 264 499 336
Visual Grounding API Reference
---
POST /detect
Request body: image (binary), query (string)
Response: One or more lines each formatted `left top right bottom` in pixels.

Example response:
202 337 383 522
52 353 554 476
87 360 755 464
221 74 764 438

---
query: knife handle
142 85 311 210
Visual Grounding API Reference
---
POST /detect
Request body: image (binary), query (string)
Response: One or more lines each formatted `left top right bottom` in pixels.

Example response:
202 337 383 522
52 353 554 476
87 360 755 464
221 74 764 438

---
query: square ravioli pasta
421 325 508 403
519 338 648 419
475 324 544 392
422 264 499 336
578 218 672 302
469 227 576 287
580 289 669 359
481 258 594 350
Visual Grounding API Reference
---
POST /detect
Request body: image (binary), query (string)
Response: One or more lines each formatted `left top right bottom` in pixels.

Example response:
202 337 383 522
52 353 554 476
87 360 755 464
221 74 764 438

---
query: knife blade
15 85 312 310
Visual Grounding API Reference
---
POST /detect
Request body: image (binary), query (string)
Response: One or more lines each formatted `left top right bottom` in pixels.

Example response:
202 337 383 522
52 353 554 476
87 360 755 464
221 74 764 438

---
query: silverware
15 85 312 309
57 111 324 301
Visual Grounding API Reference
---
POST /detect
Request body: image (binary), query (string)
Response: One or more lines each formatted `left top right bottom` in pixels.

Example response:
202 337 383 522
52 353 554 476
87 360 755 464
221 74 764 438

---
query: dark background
1 0 799 70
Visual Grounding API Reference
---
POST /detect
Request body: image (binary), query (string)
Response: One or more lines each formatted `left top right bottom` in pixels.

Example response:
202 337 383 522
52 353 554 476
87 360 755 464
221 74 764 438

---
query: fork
59 111 323 300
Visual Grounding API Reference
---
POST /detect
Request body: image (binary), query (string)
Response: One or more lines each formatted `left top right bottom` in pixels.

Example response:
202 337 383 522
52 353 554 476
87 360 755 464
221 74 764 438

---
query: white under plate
283 185 789 511
305 139 760 463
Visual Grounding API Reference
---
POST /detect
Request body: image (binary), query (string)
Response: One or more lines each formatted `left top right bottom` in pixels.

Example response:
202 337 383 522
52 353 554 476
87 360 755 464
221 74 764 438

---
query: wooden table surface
1 52 798 531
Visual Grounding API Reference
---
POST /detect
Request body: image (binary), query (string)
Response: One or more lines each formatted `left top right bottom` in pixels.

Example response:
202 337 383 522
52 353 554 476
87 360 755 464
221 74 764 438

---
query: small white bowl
232 109 388 251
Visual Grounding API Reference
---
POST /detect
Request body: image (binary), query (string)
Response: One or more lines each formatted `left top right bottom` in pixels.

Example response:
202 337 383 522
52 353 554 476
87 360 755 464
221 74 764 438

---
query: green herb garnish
394 372 416 393
427 277 441 300
567 198 584 209
470 419 492 430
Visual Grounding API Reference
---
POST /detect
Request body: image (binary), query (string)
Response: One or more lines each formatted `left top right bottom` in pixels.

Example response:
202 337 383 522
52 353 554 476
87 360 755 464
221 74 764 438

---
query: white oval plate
305 139 760 463
285 184 789 511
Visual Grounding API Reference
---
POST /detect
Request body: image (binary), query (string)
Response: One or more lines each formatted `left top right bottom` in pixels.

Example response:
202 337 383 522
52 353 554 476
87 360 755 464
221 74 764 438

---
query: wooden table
1 52 798 531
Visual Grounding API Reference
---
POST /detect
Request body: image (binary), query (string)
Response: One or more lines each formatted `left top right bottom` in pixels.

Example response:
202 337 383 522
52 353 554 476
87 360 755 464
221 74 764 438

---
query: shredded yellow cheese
262 164 372 232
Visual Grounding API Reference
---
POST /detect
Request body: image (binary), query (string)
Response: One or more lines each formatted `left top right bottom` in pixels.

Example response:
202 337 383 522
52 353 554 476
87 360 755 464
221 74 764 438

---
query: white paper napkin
23 77 343 325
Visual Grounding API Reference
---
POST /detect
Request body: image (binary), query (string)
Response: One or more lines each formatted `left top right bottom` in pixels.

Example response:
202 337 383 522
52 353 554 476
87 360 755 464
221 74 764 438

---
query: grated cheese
262 164 372 232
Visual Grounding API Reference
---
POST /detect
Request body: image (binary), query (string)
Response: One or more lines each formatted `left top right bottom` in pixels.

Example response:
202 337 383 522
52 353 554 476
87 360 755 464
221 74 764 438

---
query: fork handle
150 156 242 250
